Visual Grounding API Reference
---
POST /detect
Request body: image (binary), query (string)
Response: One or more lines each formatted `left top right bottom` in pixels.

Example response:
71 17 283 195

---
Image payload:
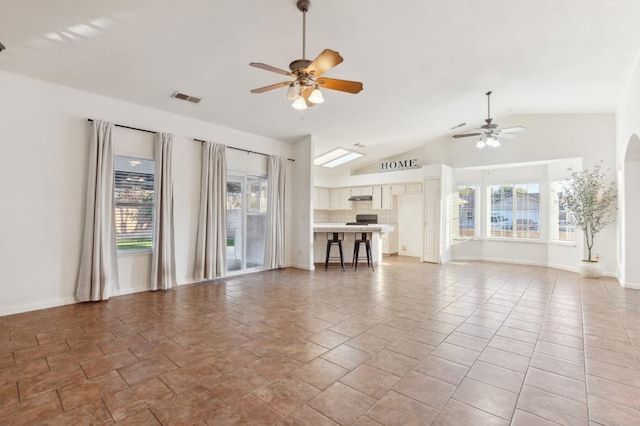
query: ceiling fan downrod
297 0 310 60
485 91 493 125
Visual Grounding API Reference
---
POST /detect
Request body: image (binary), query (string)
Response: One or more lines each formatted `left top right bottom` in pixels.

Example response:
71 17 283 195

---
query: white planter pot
578 261 602 278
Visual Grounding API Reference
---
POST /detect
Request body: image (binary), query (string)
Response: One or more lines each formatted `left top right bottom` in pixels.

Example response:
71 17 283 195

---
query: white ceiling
2 0 640 171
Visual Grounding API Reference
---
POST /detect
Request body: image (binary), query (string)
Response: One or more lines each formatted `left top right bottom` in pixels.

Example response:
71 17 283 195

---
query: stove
346 214 378 226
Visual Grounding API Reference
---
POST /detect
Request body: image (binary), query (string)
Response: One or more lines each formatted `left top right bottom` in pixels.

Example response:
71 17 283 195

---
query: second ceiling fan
453 91 526 148
249 0 363 110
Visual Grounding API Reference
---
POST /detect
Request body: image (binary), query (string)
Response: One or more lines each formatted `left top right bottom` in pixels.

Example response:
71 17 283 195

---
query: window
458 186 476 238
488 183 541 239
114 156 154 251
551 180 575 242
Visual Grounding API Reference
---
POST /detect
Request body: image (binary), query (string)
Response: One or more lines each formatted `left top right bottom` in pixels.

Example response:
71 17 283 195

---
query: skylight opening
314 148 364 168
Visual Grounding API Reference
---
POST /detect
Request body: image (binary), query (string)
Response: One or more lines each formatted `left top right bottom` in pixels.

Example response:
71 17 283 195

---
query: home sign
379 158 419 173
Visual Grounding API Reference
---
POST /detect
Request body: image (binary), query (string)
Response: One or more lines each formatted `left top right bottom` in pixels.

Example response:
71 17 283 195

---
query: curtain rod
87 119 156 135
86 120 295 162
194 138 295 162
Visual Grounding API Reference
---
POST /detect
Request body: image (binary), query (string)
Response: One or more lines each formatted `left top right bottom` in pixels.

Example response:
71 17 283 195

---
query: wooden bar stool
325 232 345 271
352 232 374 271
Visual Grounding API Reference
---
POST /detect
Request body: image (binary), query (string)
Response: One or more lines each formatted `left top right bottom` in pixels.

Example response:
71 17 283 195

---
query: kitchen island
313 223 395 267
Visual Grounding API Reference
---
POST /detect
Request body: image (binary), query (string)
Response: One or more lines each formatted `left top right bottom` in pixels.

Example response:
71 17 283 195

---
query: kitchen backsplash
313 200 398 224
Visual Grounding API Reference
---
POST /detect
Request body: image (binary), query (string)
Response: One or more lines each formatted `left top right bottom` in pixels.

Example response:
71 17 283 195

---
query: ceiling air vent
172 91 201 104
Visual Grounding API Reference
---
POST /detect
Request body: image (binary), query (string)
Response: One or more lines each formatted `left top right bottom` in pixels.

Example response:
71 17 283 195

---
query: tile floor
2 257 640 424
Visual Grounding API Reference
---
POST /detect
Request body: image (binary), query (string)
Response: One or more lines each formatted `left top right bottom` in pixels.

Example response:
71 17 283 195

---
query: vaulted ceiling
2 0 639 171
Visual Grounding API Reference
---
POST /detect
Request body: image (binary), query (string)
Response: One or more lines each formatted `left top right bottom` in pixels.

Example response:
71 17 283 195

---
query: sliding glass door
226 174 267 272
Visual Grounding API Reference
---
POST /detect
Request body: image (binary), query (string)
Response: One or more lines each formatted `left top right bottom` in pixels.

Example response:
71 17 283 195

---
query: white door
424 179 440 263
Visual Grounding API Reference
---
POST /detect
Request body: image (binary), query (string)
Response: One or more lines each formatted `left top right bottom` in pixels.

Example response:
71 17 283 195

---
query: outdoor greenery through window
551 180 575 242
114 155 154 251
457 186 476 238
489 183 541 239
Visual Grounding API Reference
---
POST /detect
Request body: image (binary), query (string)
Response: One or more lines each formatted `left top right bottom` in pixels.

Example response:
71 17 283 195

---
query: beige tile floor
2 257 640 424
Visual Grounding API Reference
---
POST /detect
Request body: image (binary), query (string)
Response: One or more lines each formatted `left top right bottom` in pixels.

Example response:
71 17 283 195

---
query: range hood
348 195 373 201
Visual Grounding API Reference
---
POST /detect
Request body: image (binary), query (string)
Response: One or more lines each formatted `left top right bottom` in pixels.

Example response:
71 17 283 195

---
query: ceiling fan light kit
453 91 526 149
249 0 363 110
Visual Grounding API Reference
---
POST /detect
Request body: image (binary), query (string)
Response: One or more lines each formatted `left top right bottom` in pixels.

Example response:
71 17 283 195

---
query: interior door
424 179 440 263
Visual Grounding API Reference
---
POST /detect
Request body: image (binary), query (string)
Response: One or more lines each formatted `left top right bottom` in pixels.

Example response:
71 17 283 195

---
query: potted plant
563 162 617 278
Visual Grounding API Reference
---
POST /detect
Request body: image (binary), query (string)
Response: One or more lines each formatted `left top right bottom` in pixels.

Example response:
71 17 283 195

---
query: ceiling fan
249 0 363 110
453 91 526 148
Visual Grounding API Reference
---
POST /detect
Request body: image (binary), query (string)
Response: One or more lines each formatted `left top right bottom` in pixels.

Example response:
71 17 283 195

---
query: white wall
397 194 423 257
616 52 640 288
0 70 295 315
291 136 315 270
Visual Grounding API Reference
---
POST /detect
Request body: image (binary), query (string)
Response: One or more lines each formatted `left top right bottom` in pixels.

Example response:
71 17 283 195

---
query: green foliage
117 238 152 250
564 162 617 261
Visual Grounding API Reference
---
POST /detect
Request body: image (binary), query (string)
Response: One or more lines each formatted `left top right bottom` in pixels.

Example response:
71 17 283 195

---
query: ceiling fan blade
250 81 291 94
498 132 518 139
306 49 344 77
249 62 295 77
316 77 363 94
500 126 526 133
453 133 482 138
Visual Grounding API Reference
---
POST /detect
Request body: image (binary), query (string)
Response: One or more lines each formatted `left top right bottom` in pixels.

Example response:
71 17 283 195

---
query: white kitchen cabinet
360 186 374 196
372 186 382 209
372 186 393 210
330 188 351 210
381 185 393 210
350 186 374 197
315 187 331 210
391 185 406 195
381 228 398 254
406 183 423 194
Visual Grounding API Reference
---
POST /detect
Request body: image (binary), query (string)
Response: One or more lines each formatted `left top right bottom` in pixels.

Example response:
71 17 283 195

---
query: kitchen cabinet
391 185 406 195
381 185 393 209
360 186 374 196
372 186 382 209
350 186 374 197
314 187 331 210
330 188 351 210
381 228 398 254
372 185 393 210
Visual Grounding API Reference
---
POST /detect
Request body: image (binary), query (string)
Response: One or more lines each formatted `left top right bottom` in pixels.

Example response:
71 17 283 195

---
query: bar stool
325 232 345 271
352 232 374 271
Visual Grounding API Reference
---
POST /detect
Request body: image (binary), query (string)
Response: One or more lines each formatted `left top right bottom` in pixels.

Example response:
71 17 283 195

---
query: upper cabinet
330 188 351 210
372 185 393 210
313 183 421 210
391 185 406 195
314 187 331 210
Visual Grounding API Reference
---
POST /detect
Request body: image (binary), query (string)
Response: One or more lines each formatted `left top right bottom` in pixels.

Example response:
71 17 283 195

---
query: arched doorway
624 134 640 287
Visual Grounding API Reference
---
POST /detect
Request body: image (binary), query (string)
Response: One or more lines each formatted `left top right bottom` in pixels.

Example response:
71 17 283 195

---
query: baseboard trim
622 281 640 289
0 296 77 316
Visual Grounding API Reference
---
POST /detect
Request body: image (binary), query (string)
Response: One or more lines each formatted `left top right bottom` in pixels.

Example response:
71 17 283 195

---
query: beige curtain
76 120 119 301
195 141 227 280
150 132 176 290
264 156 288 269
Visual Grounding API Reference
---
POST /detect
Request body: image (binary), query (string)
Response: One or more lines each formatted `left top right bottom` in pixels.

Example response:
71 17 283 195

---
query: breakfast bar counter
312 223 395 267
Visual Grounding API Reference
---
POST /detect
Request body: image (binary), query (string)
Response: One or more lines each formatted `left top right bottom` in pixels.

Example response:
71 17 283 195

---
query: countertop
313 223 395 232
